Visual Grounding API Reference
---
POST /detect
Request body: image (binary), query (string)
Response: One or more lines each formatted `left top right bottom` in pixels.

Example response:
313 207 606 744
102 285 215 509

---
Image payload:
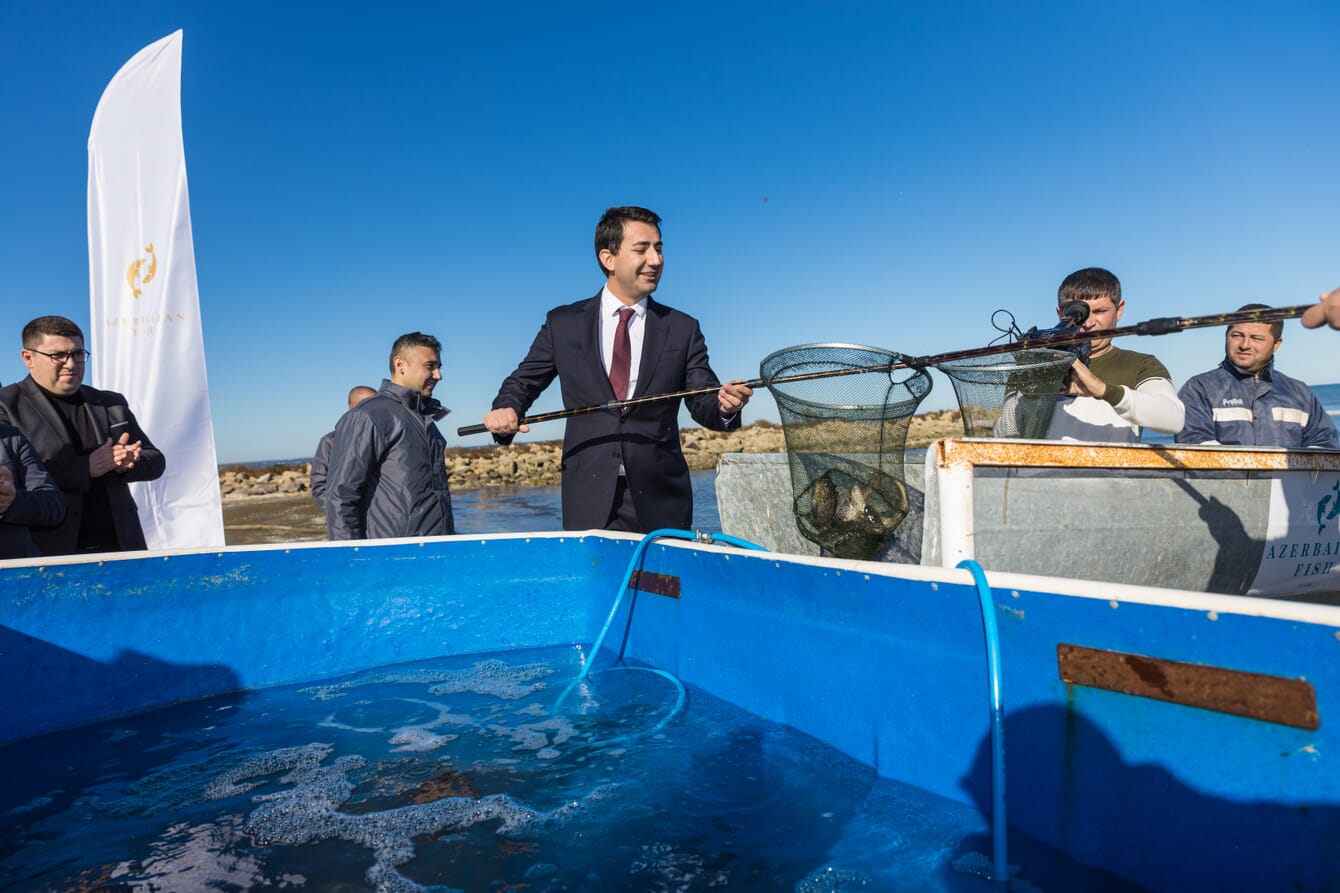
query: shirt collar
380 378 450 421
600 285 647 319
1221 356 1275 381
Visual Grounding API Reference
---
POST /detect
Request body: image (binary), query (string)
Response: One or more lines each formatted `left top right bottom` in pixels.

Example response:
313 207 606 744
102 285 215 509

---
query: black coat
0 421 66 559
491 293 737 532
324 379 455 540
0 376 165 555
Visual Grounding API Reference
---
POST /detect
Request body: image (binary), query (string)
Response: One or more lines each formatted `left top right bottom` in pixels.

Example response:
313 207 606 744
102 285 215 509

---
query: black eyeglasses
28 348 91 366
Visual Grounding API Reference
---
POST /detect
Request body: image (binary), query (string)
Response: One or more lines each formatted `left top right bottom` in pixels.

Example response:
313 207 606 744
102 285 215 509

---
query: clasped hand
89 433 143 477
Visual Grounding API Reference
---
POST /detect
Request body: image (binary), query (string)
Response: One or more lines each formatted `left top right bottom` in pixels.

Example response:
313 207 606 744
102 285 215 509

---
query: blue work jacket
1175 359 1338 449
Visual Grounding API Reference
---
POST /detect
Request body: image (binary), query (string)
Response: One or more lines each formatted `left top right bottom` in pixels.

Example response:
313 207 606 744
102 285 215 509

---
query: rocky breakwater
218 462 314 499
218 413 963 499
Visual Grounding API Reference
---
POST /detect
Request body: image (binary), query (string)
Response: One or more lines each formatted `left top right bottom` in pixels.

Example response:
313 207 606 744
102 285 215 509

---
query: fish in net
761 344 932 561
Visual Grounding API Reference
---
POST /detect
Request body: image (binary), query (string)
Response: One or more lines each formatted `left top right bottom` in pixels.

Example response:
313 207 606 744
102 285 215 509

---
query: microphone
1058 300 1091 327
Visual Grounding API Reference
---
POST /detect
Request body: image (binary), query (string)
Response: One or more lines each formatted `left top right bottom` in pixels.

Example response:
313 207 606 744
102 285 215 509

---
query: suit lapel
579 293 616 399
634 298 670 399
18 377 69 444
83 391 110 442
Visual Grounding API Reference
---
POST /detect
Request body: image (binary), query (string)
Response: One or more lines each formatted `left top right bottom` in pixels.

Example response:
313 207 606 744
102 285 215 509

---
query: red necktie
609 307 635 401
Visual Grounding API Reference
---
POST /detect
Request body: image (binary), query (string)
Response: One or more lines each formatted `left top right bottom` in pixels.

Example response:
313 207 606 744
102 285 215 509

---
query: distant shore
218 413 963 501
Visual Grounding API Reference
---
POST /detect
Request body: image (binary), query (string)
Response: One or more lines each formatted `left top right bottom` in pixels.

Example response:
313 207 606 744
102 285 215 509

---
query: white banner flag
88 30 224 550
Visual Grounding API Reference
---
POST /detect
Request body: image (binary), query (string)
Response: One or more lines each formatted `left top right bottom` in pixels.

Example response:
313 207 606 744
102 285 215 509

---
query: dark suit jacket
0 421 66 559
0 376 165 554
492 293 738 531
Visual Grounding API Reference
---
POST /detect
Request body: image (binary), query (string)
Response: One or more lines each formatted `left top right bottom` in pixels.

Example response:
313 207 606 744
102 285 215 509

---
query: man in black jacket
0 316 164 555
324 333 455 540
482 206 751 533
310 384 376 510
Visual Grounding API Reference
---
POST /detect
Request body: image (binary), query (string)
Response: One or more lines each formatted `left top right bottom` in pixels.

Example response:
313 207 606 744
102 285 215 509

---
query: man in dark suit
0 316 165 555
483 206 751 533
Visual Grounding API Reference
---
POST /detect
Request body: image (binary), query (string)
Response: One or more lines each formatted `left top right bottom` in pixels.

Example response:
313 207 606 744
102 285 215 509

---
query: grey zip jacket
325 379 456 540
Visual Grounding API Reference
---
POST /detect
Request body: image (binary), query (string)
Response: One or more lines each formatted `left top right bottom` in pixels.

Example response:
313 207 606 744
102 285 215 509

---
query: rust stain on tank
1057 643 1320 730
934 438 1340 472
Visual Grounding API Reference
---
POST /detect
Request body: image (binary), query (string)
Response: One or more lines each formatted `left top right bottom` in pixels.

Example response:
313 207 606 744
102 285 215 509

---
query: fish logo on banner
125 243 157 298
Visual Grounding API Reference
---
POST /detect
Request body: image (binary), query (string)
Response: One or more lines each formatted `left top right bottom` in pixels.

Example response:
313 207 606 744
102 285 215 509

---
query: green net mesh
934 349 1074 438
761 344 932 561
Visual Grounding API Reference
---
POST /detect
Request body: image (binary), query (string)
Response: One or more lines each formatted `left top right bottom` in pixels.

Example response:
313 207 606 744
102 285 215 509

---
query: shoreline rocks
219 413 963 501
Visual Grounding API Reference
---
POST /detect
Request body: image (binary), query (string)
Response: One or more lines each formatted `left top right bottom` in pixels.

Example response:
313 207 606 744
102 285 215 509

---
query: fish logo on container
1316 481 1340 535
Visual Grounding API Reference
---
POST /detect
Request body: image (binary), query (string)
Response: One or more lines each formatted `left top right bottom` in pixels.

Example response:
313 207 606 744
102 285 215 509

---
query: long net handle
456 304 1312 437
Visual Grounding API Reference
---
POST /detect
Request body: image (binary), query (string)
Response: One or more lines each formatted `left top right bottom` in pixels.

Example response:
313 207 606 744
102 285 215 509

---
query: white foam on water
300 667 470 701
87 744 332 817
318 697 464 738
389 728 458 753
426 659 554 700
204 744 334 800
487 715 578 756
299 661 556 708
236 744 571 892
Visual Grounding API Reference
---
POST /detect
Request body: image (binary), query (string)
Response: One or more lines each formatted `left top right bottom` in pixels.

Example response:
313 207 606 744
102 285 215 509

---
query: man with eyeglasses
0 315 165 555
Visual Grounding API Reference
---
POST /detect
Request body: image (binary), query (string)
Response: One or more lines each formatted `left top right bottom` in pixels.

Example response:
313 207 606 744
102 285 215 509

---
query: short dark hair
347 385 377 408
388 332 441 373
1234 303 1283 340
595 206 661 276
22 315 84 348
1058 268 1122 306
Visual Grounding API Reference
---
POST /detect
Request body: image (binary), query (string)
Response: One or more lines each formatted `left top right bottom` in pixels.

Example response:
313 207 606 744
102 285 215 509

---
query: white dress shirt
600 286 647 397
600 287 648 477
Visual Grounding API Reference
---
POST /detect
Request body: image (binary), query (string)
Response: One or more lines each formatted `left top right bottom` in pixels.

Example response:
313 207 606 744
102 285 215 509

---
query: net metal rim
760 342 933 413
934 348 1074 374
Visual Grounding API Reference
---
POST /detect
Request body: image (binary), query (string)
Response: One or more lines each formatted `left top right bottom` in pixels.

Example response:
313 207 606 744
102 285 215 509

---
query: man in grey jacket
324 333 455 540
310 384 376 509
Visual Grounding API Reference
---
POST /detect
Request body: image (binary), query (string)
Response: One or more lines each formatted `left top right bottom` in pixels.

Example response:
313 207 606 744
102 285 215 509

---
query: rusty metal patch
1058 644 1319 730
630 571 680 599
935 437 1340 472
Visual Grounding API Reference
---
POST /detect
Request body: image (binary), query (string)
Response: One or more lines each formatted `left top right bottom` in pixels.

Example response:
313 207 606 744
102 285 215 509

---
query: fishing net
761 344 932 561
935 349 1074 439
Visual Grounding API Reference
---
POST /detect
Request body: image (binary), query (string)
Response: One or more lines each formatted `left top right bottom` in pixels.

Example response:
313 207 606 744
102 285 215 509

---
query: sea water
0 649 1143 893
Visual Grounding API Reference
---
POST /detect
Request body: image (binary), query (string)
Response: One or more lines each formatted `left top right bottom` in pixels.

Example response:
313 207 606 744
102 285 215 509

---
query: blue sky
2 1 1337 463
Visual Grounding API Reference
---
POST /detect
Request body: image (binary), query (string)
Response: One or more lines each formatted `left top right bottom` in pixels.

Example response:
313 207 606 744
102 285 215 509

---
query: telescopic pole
456 303 1313 437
